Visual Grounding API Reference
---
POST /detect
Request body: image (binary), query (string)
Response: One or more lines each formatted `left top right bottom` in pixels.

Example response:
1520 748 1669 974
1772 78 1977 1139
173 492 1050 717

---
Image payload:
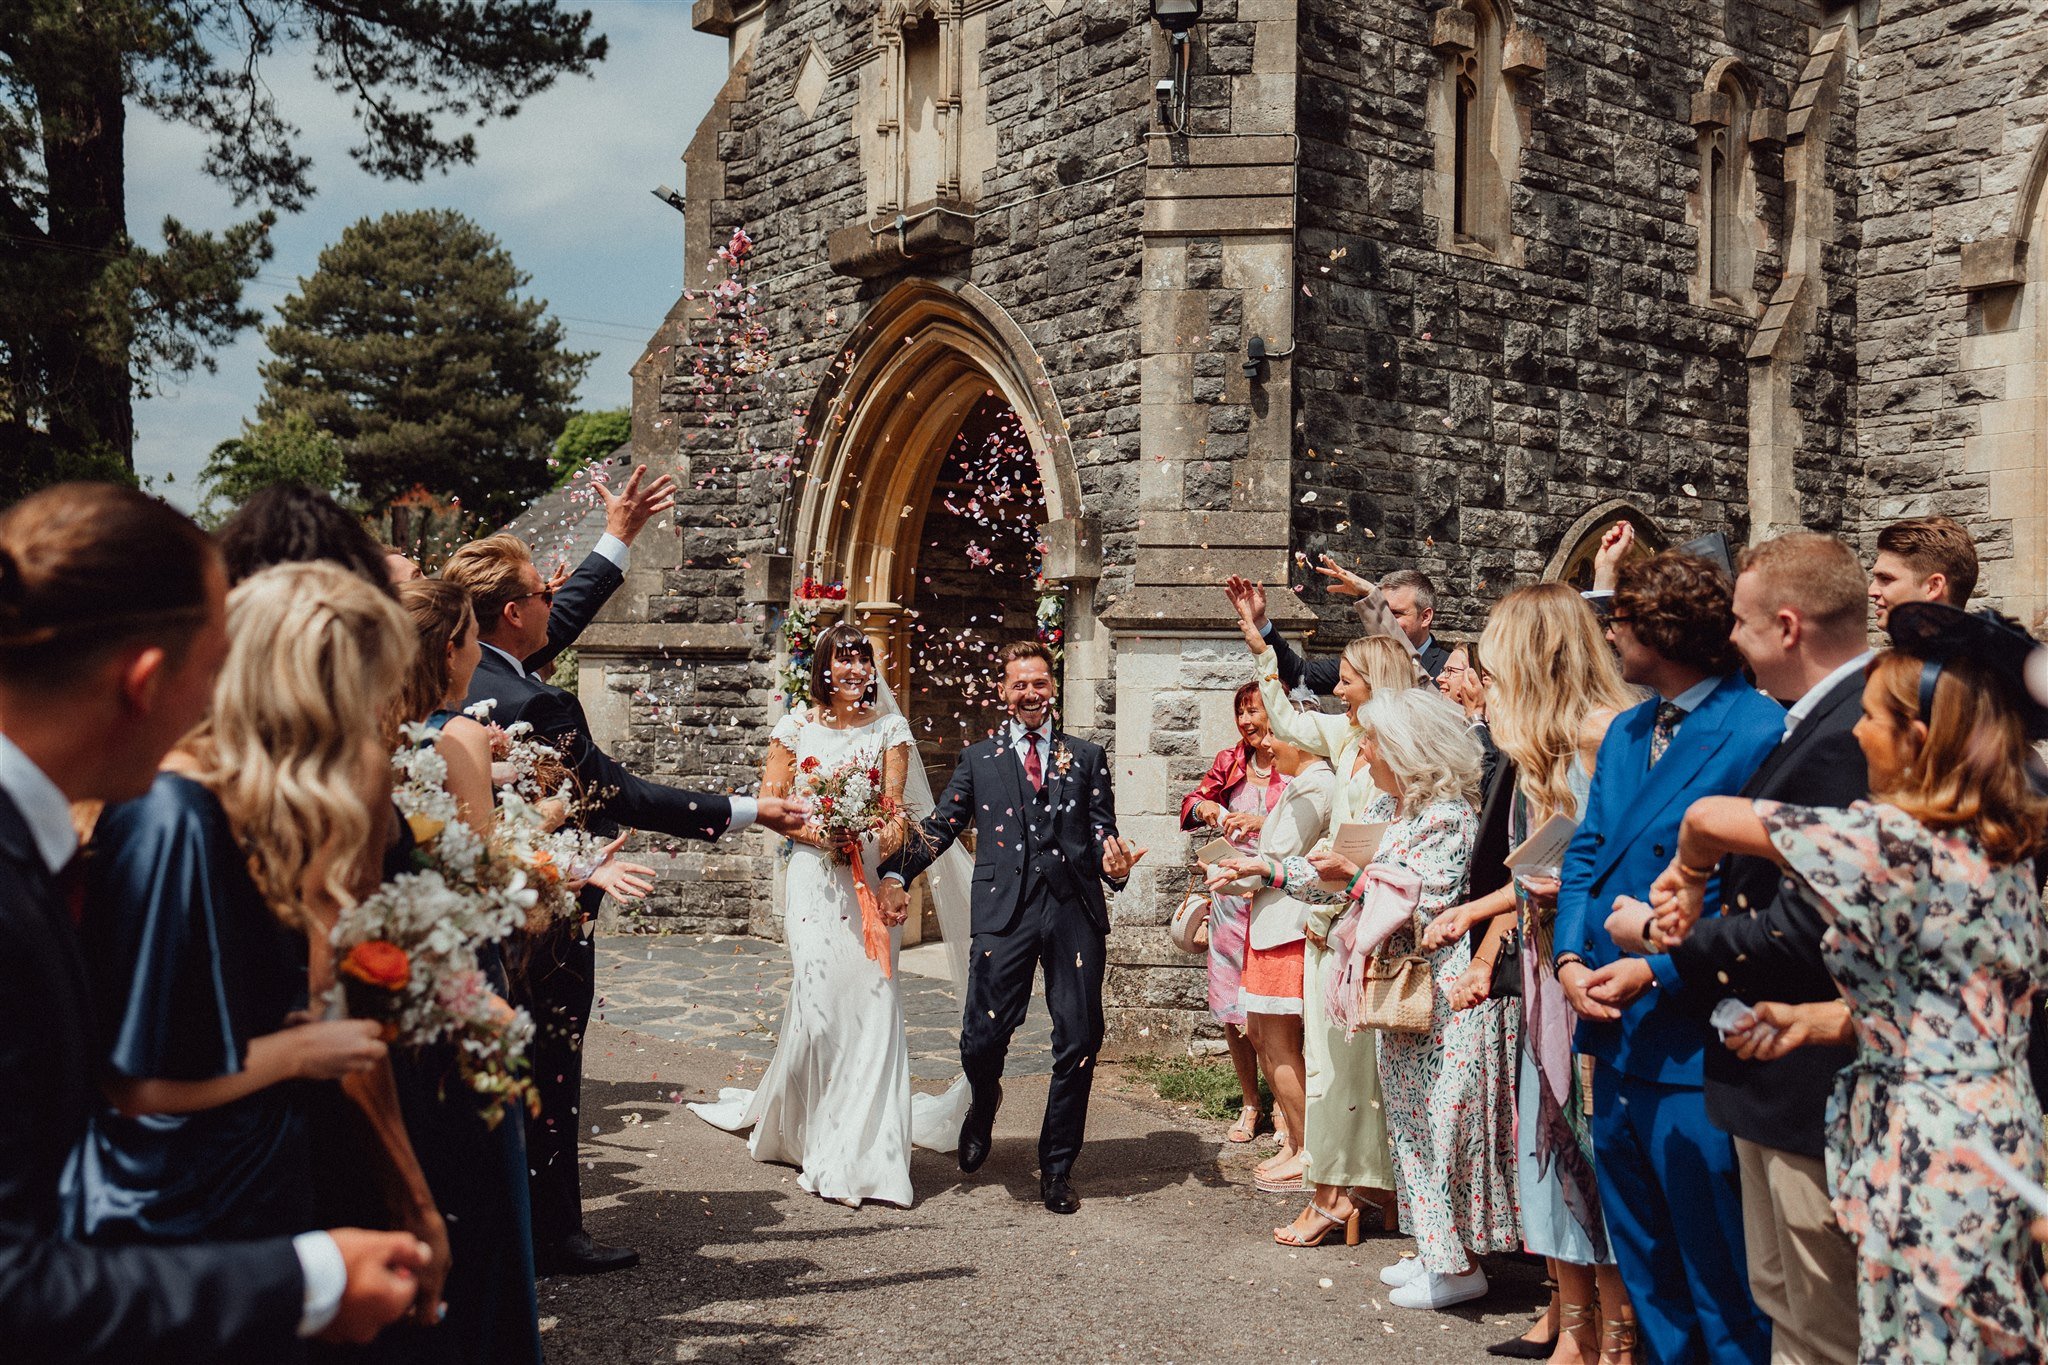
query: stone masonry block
1430 6 1475 54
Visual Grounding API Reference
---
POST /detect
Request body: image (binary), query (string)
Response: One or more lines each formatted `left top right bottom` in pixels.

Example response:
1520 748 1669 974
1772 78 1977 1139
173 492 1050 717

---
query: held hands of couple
877 878 910 928
1555 958 1652 1021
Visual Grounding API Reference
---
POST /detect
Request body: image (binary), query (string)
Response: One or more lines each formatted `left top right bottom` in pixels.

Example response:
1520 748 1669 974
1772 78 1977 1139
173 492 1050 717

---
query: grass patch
1124 1054 1266 1122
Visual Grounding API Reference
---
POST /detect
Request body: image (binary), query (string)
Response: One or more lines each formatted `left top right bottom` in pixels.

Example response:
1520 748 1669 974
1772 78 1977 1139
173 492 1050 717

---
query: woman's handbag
1360 948 1433 1033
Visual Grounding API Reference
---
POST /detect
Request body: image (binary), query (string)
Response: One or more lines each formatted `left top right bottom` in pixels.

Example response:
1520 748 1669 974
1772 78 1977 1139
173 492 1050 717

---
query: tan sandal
1226 1103 1260 1143
1273 1200 1359 1247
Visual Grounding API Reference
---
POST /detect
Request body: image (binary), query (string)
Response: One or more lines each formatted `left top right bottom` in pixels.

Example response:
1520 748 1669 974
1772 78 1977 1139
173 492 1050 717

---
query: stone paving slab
595 933 1055 1082
541 1021 1547 1363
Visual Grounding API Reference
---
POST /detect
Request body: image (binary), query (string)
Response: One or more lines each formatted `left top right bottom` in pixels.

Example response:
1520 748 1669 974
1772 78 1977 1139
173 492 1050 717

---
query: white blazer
1246 761 1335 951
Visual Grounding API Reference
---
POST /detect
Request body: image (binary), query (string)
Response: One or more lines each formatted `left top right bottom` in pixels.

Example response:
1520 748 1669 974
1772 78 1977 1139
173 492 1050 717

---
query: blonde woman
1431 584 1636 1363
68 563 448 1320
1301 688 1516 1310
1227 586 1419 1228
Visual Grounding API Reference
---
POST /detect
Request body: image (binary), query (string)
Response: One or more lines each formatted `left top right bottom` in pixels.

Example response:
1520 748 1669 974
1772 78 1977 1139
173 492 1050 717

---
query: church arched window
1693 64 1759 308
1429 0 1538 262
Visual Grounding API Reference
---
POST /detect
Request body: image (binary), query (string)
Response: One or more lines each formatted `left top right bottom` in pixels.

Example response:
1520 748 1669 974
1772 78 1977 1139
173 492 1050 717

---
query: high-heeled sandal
1273 1201 1360 1247
1349 1186 1401 1232
1226 1104 1260 1143
1484 1282 1563 1358
1599 1309 1638 1365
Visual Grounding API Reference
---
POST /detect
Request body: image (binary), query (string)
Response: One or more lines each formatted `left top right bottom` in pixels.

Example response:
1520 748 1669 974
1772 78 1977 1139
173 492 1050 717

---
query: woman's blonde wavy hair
181 562 418 931
1356 687 1484 815
1481 583 1636 822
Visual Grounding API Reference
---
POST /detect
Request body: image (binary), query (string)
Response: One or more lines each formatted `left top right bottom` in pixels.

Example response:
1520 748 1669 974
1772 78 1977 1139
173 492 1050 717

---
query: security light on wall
650 185 686 215
1150 0 1202 132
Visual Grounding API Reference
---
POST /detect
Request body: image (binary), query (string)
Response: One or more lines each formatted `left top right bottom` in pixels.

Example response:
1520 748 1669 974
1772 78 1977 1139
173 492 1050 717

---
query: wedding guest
1206 727 1333 1220
1229 582 1415 1225
1223 562 1431 698
1650 604 2048 1362
1434 584 1636 1361
66 562 450 1321
1438 642 1497 788
0 484 426 1361
383 546 424 585
384 578 645 1365
1553 551 1782 1365
216 483 396 593
1304 688 1517 1311
1182 682 1287 1144
1866 514 1976 629
442 532 807 1275
1618 533 1870 1365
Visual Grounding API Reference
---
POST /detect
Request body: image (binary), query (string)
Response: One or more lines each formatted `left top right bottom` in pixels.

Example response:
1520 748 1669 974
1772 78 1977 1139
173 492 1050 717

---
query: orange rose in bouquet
339 940 411 1037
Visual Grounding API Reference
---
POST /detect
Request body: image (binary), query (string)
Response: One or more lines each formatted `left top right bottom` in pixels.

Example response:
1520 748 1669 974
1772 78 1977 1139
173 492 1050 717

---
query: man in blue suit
1553 549 1784 1365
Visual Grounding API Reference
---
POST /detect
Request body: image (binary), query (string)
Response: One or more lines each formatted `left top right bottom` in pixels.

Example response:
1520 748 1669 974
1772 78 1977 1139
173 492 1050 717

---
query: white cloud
129 1 730 508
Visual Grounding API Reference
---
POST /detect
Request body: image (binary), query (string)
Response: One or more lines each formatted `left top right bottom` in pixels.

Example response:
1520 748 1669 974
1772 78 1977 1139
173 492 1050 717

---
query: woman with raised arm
1649 605 2048 1363
689 622 924 1206
1223 578 1420 1233
66 563 449 1322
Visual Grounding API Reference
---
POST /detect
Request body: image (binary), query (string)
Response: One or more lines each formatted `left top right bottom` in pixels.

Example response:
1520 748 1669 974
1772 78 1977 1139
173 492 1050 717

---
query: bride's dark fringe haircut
809 621 879 708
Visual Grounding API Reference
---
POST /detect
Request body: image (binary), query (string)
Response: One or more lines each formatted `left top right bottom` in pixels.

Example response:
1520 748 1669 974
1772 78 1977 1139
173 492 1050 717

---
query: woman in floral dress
1300 687 1521 1313
1650 608 2048 1364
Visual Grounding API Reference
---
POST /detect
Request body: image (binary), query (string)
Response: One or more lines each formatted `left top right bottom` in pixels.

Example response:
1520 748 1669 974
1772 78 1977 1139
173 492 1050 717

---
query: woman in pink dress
1182 683 1289 1143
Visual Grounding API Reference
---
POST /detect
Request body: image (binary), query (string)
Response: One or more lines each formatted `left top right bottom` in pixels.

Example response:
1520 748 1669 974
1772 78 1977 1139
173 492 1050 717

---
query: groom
880 641 1144 1214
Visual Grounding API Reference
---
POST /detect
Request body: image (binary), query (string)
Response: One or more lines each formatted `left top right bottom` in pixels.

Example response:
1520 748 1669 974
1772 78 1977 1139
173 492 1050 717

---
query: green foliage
0 0 605 494
1125 1054 1268 1122
550 409 632 487
197 411 356 526
258 209 592 526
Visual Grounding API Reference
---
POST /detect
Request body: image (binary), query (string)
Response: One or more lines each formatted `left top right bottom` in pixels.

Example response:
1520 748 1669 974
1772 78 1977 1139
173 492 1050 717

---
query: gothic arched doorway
782 280 1092 941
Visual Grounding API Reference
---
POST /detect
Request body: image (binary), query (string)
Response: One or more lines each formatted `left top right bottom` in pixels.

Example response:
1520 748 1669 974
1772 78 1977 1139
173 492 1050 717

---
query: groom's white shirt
1005 718 1054 775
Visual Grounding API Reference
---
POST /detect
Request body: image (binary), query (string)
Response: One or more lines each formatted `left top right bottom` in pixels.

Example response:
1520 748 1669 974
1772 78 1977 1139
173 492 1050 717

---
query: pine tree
0 1 604 497
258 209 589 525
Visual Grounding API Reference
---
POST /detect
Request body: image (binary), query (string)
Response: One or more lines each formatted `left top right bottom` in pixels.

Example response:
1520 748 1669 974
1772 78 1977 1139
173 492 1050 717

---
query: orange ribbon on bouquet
843 843 894 979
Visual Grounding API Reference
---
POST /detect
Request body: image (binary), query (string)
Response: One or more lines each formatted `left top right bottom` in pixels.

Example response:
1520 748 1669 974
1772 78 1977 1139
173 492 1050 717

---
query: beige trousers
1734 1136 1861 1365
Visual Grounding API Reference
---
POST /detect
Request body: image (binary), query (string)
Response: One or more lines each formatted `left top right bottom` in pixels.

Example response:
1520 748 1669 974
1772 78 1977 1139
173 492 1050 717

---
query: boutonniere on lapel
1052 742 1075 779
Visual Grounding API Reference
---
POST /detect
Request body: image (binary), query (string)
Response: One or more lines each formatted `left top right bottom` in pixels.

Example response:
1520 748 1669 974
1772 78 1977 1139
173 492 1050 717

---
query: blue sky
128 1 731 508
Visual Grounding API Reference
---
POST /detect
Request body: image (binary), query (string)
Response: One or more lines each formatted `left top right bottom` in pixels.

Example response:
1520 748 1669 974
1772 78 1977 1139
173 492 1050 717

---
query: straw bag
1360 948 1432 1033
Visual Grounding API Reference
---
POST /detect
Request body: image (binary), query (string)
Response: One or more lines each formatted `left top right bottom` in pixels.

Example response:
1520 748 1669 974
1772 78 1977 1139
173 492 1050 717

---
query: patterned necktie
1649 701 1686 768
1023 731 1044 792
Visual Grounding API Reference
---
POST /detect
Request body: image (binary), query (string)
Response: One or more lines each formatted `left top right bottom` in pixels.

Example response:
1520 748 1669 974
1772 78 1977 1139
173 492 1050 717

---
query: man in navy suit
443 527 807 1275
0 483 424 1361
1611 534 1871 1364
879 641 1144 1214
1553 549 1783 1365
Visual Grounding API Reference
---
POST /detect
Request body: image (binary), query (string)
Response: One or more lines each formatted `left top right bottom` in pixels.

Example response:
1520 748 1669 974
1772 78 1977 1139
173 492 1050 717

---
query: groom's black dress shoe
536 1232 639 1276
958 1084 1001 1173
1040 1174 1079 1215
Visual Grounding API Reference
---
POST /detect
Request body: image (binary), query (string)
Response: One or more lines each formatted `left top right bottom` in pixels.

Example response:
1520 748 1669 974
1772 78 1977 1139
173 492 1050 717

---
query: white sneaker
1388 1265 1490 1311
1377 1257 1424 1287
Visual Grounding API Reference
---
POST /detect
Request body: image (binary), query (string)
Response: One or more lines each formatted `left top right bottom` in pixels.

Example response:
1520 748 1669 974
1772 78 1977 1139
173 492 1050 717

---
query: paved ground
594 934 1054 1082
535 936 1548 1364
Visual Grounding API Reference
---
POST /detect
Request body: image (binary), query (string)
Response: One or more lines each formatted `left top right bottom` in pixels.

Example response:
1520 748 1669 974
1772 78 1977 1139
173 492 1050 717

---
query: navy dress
63 773 313 1243
360 712 543 1365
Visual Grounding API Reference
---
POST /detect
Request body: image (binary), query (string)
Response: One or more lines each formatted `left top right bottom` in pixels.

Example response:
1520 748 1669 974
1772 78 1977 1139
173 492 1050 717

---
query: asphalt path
537 1021 1549 1363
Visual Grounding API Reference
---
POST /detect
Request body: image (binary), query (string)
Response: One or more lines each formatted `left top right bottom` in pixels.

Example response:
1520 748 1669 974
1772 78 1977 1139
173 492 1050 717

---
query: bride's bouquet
797 747 901 866
795 746 904 977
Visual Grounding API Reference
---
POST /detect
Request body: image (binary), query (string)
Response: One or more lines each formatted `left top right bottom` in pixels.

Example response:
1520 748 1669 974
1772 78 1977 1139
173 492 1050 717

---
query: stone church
558 0 2048 1048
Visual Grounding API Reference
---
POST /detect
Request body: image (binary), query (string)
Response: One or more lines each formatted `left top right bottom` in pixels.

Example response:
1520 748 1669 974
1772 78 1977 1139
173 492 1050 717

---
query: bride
688 621 971 1206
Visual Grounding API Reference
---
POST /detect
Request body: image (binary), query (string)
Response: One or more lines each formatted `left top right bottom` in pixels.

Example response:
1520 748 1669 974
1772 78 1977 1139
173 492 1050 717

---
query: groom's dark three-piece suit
884 720 1124 1184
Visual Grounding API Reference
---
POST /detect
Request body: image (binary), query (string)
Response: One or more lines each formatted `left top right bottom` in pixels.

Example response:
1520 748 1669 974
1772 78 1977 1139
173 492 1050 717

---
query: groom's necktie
1022 731 1044 792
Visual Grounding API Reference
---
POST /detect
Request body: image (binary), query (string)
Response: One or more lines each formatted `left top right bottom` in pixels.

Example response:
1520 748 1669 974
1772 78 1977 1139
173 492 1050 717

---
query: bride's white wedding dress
687 708 970 1207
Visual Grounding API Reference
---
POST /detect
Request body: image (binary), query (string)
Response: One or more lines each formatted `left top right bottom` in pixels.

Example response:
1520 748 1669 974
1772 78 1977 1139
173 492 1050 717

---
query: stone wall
1290 0 1854 646
1849 0 2048 620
